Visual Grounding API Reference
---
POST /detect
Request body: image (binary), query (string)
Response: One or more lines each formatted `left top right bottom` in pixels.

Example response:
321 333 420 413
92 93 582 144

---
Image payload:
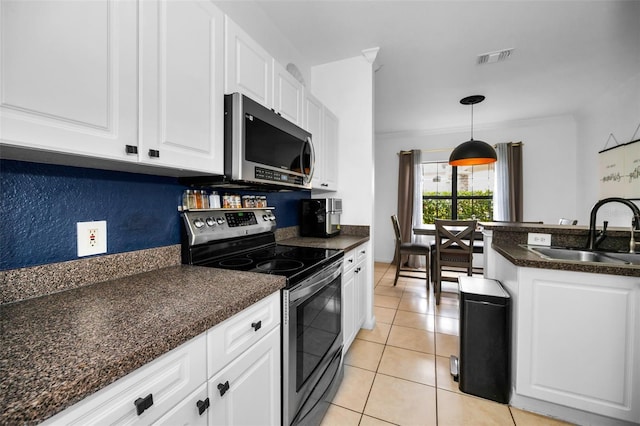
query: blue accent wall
0 160 309 270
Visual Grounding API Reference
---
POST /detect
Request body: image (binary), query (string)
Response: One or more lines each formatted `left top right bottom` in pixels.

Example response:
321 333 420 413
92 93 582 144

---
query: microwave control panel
255 167 304 185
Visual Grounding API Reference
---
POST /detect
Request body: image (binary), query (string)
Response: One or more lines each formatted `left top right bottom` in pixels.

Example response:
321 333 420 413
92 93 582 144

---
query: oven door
283 259 343 426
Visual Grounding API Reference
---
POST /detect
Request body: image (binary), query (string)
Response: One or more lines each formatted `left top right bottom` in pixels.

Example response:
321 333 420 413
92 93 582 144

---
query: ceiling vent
477 48 514 65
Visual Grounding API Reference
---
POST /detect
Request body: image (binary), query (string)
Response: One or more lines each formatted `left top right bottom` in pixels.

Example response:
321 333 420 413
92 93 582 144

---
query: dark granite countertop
0 265 286 425
491 243 640 277
279 235 369 252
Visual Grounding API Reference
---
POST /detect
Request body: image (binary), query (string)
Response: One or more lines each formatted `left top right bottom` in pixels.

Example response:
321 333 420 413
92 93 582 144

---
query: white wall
311 56 376 227
575 72 640 227
374 115 578 263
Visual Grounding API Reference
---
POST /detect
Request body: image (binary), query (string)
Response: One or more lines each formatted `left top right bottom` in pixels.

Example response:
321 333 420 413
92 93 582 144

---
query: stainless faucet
587 197 640 250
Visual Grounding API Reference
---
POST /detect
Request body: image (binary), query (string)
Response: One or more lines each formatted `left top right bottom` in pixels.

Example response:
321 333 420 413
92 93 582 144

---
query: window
421 161 494 224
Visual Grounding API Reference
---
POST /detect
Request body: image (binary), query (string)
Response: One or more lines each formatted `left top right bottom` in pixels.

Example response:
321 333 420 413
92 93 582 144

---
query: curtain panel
494 142 523 221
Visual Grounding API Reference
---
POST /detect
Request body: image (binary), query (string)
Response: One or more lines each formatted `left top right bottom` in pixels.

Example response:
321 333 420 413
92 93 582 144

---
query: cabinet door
0 0 137 161
516 268 640 422
342 267 356 352
153 383 209 426
224 16 272 108
321 107 339 191
355 245 369 330
273 60 303 126
305 93 325 188
208 326 281 426
139 0 224 174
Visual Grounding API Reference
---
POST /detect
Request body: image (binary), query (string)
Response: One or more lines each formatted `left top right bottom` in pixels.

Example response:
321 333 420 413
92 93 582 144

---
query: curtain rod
398 142 523 155
493 141 524 148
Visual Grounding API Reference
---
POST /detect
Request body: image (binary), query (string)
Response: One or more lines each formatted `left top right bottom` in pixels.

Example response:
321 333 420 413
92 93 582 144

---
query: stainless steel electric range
181 208 344 426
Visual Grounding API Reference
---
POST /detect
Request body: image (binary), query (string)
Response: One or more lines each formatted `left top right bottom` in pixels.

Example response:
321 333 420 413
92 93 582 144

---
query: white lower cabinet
492 254 640 424
207 326 281 426
41 292 281 425
342 242 369 352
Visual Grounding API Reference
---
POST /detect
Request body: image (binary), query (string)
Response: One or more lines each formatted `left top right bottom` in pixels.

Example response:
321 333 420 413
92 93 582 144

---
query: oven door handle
289 264 341 304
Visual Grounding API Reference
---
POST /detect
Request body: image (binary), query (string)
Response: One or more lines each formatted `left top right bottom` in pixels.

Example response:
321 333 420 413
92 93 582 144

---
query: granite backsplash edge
2 225 369 305
1 245 182 305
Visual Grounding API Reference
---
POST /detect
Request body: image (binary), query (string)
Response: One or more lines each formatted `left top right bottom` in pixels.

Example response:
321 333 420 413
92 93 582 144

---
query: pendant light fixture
449 95 497 166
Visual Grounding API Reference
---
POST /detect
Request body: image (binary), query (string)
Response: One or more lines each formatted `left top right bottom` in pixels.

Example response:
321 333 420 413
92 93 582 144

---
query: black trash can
455 276 511 404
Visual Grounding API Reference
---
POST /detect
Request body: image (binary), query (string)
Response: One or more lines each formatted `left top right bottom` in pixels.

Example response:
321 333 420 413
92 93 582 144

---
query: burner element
283 248 326 261
218 258 253 267
256 259 305 273
248 246 294 259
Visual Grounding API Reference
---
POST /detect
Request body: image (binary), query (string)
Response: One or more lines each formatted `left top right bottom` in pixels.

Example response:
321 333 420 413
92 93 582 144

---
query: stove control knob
268 215 276 221
216 217 225 225
206 217 215 227
262 215 269 221
194 218 205 229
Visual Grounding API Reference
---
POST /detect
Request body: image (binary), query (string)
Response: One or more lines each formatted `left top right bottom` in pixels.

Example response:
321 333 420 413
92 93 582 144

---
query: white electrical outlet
77 221 107 257
527 232 552 246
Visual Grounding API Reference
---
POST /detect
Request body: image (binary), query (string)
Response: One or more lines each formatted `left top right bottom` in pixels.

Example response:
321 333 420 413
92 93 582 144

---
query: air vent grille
477 48 514 65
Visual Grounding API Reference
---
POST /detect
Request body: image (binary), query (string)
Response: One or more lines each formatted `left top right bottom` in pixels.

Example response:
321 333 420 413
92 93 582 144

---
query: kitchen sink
525 246 635 265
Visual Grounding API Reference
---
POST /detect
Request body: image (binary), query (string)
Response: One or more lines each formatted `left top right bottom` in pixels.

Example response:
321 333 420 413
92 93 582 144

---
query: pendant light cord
470 104 474 140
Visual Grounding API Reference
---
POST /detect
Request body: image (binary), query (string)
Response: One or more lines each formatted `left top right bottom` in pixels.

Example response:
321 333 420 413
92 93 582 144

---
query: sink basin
603 252 640 265
526 246 631 264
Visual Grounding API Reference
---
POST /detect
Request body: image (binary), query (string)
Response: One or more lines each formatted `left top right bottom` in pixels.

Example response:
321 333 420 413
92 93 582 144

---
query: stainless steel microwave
222 93 314 190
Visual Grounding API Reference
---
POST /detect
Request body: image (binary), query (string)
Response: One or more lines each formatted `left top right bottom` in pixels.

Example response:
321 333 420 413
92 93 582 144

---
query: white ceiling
248 0 640 135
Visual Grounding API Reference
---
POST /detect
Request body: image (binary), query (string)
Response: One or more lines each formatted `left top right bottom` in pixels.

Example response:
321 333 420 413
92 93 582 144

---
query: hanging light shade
449 95 497 166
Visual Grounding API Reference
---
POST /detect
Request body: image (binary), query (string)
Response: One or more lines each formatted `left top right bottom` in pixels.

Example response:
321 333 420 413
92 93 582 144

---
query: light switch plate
528 232 552 246
77 221 107 257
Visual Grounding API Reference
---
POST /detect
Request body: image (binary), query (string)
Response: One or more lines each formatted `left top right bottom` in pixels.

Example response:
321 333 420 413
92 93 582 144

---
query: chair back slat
434 219 477 267
391 215 402 242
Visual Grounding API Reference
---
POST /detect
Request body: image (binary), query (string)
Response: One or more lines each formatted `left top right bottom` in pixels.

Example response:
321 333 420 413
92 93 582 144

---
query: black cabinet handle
197 398 210 415
125 145 138 155
148 149 160 158
134 393 153 416
251 321 262 332
218 381 230 397
348 259 353 263
321 183 328 187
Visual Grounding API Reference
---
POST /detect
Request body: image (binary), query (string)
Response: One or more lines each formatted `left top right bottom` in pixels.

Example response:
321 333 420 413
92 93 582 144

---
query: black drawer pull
197 398 210 415
251 321 262 332
125 144 138 155
218 380 230 397
148 149 160 158
134 393 153 416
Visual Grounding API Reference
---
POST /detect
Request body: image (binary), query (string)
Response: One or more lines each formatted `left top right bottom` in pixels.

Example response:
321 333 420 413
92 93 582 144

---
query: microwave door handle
306 136 315 182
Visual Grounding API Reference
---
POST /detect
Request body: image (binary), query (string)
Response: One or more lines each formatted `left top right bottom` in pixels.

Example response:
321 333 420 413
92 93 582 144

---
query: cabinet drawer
356 243 369 262
343 249 356 273
153 383 208 426
43 333 207 425
207 292 280 376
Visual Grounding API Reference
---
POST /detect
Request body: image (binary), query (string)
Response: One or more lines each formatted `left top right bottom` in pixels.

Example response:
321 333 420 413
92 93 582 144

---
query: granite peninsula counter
480 222 640 424
481 222 640 277
0 265 286 424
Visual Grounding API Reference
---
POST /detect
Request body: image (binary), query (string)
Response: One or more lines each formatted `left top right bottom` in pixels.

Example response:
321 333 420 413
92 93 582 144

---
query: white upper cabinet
306 91 338 191
0 0 137 161
305 92 325 187
224 16 272 108
272 60 304 126
140 0 224 174
321 107 339 191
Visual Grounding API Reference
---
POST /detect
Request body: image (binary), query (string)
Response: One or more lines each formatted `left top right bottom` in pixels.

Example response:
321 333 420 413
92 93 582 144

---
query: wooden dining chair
391 215 431 288
433 219 477 305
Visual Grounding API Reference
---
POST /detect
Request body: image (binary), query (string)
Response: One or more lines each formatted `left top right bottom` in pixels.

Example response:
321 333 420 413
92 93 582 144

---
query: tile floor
320 262 572 426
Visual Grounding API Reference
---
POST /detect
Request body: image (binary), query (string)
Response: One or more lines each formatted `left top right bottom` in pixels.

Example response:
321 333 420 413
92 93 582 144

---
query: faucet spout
587 198 640 250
